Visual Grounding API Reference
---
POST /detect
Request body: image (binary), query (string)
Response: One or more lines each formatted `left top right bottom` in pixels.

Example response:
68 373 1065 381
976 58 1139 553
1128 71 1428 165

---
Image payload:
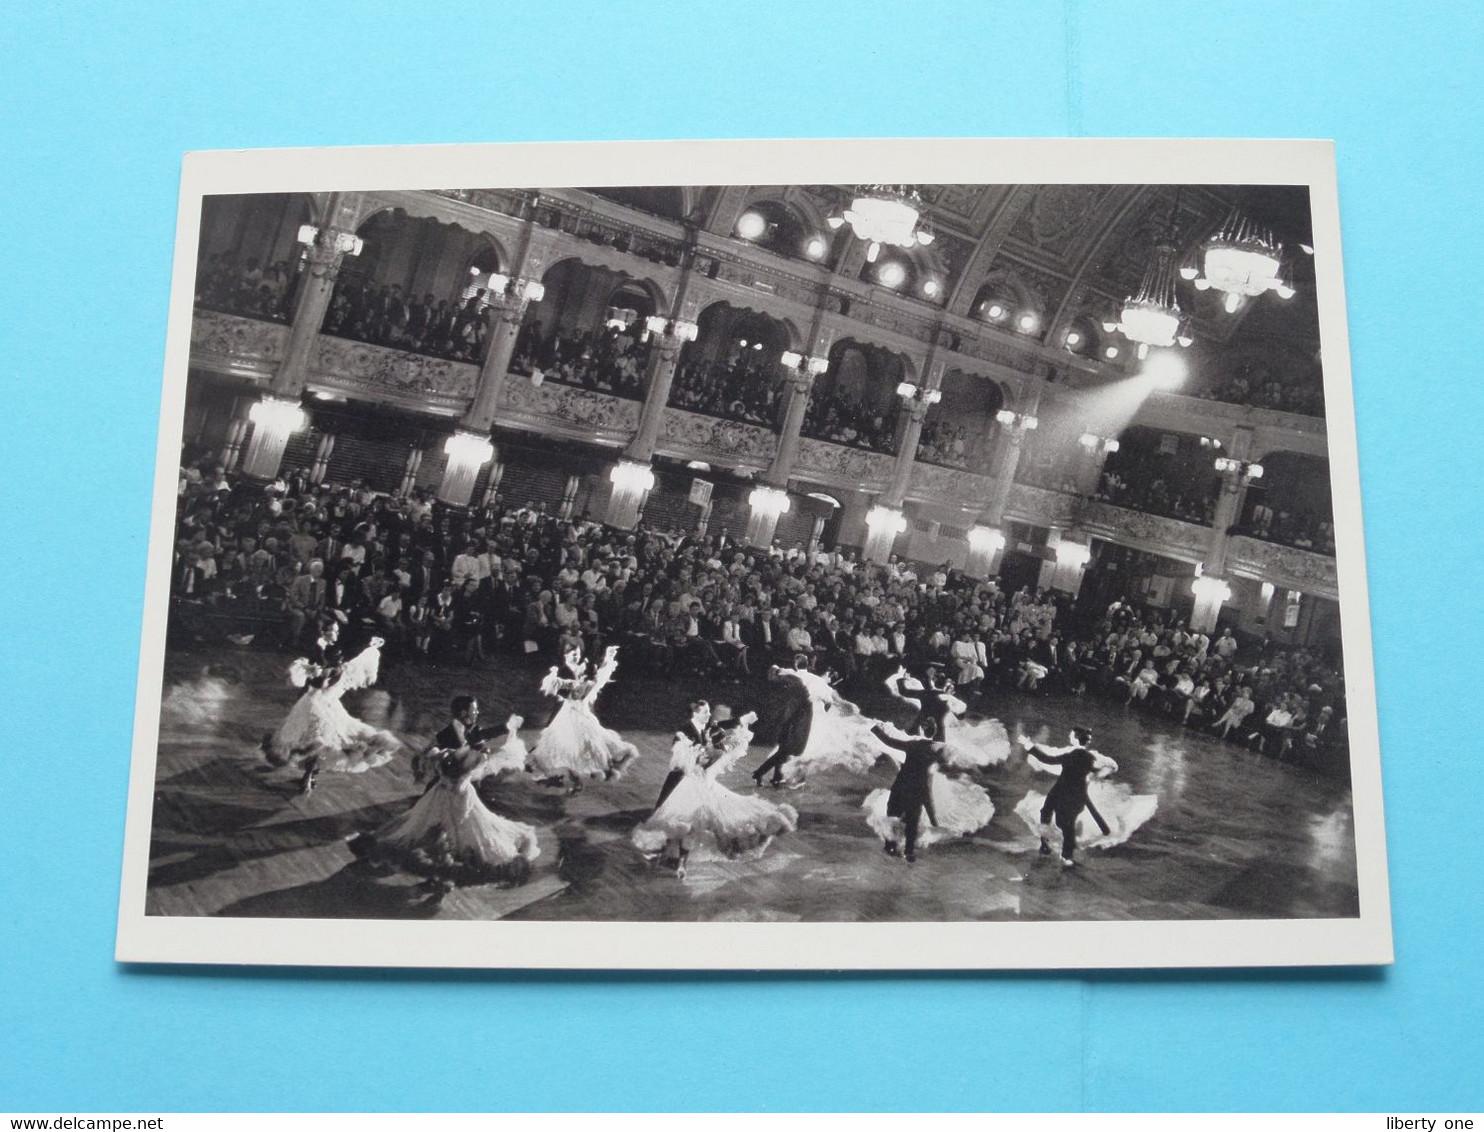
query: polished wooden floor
146 646 1360 924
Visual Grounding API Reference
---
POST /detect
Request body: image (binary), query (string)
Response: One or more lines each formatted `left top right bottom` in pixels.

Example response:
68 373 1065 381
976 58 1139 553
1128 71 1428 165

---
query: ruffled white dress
1010 752 1158 852
633 720 797 859
939 692 1013 770
528 647 639 780
161 672 234 728
782 669 894 783
263 644 402 773
863 722 997 849
359 724 539 885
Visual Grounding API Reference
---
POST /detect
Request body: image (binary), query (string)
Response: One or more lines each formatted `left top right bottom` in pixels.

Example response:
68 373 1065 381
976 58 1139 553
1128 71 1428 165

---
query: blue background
2 0 1480 1112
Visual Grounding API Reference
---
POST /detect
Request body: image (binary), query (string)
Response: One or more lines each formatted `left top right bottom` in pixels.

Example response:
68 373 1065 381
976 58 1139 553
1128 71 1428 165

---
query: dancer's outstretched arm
884 667 922 706
1017 735 1068 764
870 724 913 753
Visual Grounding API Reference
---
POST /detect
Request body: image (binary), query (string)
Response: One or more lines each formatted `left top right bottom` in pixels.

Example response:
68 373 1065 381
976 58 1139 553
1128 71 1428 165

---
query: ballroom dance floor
143 646 1361 926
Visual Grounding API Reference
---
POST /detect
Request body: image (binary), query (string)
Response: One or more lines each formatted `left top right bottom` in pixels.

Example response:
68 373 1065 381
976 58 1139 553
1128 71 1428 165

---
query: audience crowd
1198 368 1326 417
667 351 785 426
915 419 975 469
195 253 302 323
169 458 1349 773
800 386 899 453
1094 464 1219 526
510 321 650 400
321 276 491 363
1234 501 1336 556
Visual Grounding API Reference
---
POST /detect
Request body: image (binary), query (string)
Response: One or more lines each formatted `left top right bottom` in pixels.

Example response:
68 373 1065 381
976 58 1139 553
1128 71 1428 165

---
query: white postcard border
116 137 1391 970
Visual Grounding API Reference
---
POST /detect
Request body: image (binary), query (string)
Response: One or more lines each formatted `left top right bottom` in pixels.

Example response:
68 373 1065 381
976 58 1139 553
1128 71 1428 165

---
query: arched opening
602 280 659 333
970 277 1043 335
667 303 793 426
194 192 315 323
507 258 659 401
914 370 1006 472
1059 312 1105 360
321 209 504 364
1235 451 1335 555
801 339 910 454
734 198 820 262
1093 425 1221 525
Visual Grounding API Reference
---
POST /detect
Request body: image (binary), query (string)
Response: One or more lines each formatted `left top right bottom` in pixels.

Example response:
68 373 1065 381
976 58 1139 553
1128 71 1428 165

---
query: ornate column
1075 432 1120 496
964 525 1007 579
558 474 581 521
397 446 424 498
1045 528 1093 596
219 399 253 471
241 192 361 480
1191 427 1258 631
309 432 336 485
437 215 549 507
807 513 827 554
862 348 944 565
745 298 834 547
970 391 1042 576
603 235 699 529
479 459 506 508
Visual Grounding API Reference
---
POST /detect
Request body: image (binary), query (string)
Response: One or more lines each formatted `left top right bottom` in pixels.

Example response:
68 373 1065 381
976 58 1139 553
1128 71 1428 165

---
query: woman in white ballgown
863 721 997 850
261 635 403 793
884 667 1011 771
528 646 639 793
781 667 894 784
633 710 797 874
1009 740 1158 854
353 715 539 887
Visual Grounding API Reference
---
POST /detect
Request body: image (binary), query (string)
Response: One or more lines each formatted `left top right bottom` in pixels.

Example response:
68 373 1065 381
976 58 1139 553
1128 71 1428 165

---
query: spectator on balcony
801 386 898 453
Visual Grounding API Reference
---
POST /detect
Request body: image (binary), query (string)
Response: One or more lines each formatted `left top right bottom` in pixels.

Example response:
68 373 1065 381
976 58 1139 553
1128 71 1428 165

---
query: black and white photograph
116 139 1389 969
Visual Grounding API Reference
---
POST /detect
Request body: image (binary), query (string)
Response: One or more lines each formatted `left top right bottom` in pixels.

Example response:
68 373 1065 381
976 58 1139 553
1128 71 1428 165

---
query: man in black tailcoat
869 716 946 863
751 655 814 787
413 694 493 789
1017 725 1117 867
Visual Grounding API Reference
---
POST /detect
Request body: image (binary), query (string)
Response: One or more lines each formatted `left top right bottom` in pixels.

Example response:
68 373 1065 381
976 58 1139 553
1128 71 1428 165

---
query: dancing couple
261 619 402 795
751 655 892 788
1014 725 1157 867
635 698 797 876
352 694 539 891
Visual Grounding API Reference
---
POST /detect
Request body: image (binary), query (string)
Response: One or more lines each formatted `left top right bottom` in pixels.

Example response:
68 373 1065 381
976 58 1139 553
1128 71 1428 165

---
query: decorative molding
1004 483 1081 529
1227 535 1339 600
794 437 896 491
498 373 639 443
906 462 996 508
1077 499 1212 562
657 409 778 469
428 187 530 220
189 309 288 376
312 336 479 401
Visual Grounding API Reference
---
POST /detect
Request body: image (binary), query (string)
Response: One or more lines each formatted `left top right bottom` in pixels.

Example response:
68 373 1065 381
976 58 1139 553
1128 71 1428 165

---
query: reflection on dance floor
146 648 1360 924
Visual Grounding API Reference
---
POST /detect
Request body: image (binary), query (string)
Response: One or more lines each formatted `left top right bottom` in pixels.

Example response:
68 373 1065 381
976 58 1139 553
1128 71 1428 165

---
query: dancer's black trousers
753 749 791 782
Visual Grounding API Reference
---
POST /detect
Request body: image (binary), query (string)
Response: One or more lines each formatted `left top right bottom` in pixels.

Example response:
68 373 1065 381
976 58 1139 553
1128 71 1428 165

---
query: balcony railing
906 462 997 510
793 436 897 492
1227 535 1339 600
657 408 778 471
496 371 638 445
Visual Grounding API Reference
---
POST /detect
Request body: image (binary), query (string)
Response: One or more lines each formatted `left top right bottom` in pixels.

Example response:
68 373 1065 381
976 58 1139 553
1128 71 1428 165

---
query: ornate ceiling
587 182 1320 353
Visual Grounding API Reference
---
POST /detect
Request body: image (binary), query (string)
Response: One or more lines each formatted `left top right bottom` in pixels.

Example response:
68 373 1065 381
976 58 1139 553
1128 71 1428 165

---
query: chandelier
1104 243 1193 359
1182 210 1296 313
828 185 935 263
